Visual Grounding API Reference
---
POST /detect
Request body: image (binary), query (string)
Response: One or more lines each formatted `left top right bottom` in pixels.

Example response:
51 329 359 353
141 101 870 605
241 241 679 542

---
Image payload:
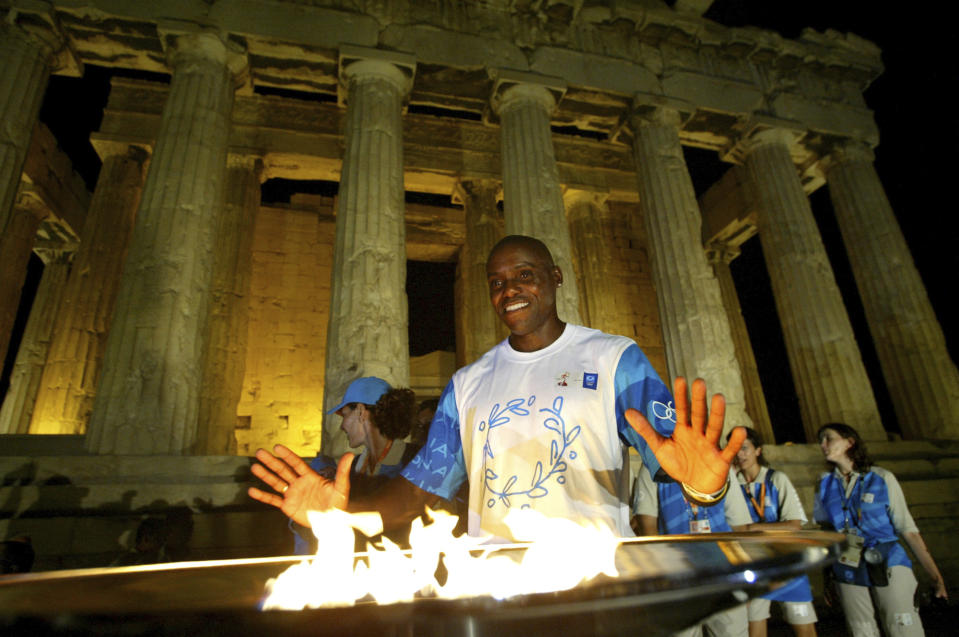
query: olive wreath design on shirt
480 395 581 509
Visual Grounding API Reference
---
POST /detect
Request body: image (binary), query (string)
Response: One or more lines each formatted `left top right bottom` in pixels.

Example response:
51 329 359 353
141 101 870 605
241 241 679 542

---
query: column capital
489 68 566 117
721 116 806 164
158 26 249 86
452 178 501 206
338 44 416 103
628 93 694 130
704 240 741 266
1 5 80 76
90 134 153 164
562 188 609 220
817 138 876 175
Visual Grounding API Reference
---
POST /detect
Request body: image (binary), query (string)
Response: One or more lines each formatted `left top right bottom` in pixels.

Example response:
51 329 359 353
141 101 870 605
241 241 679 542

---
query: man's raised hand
626 377 745 497
248 445 353 527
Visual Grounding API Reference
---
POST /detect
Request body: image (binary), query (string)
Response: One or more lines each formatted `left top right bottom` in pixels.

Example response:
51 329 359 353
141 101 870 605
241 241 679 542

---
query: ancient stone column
0 197 45 367
566 189 618 332
86 32 246 454
706 242 775 443
453 179 505 366
629 106 751 436
195 156 261 454
0 16 61 240
322 50 415 457
491 74 582 325
823 141 959 440
29 146 148 435
740 128 883 442
0 250 72 434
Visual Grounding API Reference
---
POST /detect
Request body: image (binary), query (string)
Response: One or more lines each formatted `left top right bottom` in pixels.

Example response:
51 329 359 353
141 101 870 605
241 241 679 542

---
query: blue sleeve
614 343 675 479
400 380 468 499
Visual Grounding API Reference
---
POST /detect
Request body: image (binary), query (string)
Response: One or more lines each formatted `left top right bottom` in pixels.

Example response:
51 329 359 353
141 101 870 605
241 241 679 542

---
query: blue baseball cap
326 377 391 415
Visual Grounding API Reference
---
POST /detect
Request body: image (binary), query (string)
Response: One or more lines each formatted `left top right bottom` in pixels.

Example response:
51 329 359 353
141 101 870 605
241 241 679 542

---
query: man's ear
355 403 370 423
552 265 563 287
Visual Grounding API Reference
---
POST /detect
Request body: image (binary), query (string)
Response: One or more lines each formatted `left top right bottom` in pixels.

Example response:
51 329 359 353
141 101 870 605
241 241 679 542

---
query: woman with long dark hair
731 427 817 637
814 423 946 636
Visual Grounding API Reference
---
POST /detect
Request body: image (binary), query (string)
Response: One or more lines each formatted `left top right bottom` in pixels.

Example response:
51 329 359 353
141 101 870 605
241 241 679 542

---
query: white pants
836 565 925 637
746 597 817 625
672 603 748 637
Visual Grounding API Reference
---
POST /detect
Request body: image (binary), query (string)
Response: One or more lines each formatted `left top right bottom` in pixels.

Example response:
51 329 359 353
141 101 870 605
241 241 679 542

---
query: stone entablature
10 0 881 158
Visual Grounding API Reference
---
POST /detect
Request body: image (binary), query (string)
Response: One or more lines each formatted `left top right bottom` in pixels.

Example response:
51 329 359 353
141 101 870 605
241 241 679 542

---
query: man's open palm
248 445 353 527
626 377 745 496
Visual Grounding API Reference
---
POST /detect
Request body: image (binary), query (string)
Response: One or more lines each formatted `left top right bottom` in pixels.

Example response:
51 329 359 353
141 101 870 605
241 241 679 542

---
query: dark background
4 1 956 444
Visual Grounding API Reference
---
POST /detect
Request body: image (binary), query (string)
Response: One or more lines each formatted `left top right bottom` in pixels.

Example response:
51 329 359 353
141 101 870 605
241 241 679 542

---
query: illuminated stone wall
235 197 334 457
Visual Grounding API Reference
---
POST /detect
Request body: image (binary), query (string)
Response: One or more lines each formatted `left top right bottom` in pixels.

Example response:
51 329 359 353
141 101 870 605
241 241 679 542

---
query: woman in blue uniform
814 423 947 637
731 427 817 637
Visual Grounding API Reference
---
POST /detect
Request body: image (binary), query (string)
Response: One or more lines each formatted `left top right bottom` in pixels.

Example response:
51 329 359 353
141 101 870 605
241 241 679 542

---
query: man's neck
743 464 761 482
508 320 567 352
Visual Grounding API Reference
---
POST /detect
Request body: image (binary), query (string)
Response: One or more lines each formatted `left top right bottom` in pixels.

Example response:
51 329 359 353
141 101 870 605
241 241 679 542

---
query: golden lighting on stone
261 507 622 609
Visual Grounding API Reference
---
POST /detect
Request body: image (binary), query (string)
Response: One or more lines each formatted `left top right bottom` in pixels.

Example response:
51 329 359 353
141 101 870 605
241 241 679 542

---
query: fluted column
0 16 62 239
321 50 415 457
453 179 505 366
30 146 148 435
566 189 618 332
739 128 883 441
492 74 582 324
195 156 261 454
629 106 751 436
86 32 246 454
0 250 72 434
706 242 774 443
0 197 45 366
823 141 959 439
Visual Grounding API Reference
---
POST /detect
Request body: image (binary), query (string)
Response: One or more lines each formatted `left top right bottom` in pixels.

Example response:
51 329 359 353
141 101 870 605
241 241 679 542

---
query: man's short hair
487 235 555 267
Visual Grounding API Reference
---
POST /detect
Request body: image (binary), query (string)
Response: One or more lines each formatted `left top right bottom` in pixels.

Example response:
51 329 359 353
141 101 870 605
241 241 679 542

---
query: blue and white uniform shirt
403 324 675 541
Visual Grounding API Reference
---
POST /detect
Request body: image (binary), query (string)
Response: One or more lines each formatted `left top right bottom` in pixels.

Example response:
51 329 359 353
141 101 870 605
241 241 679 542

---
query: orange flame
262 508 622 609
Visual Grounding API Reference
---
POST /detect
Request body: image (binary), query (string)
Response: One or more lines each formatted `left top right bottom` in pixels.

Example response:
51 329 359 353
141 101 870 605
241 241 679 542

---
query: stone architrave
739 128 883 442
706 241 775 444
0 197 45 367
321 50 415 457
566 189 617 332
453 179 505 367
29 147 148 435
823 141 959 440
0 17 61 239
195 156 261 454
0 250 72 434
629 106 752 437
491 74 582 325
86 32 246 455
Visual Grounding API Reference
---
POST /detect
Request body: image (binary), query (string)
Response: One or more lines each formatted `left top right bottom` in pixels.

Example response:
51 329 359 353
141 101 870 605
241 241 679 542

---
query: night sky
5 2 956 443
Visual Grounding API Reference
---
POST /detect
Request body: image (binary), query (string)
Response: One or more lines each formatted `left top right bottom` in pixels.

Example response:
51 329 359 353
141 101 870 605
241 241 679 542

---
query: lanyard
362 440 393 475
748 481 766 522
839 473 863 532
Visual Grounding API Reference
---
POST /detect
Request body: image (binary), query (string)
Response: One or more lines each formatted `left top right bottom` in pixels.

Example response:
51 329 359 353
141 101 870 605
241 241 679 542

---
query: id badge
689 519 712 534
838 533 864 567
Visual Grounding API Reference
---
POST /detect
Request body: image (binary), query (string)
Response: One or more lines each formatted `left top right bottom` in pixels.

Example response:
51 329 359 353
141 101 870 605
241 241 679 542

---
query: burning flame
261 508 622 609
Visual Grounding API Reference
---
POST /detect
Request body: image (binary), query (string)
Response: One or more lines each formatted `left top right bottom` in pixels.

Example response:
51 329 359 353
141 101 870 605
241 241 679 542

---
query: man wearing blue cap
250 235 745 541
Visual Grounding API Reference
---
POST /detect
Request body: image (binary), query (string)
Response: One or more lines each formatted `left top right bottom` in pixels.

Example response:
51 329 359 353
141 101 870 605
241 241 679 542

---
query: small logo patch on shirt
861 492 874 503
583 372 598 390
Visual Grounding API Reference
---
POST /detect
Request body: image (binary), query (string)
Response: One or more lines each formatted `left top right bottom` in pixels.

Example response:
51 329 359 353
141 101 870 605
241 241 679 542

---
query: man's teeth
505 301 529 312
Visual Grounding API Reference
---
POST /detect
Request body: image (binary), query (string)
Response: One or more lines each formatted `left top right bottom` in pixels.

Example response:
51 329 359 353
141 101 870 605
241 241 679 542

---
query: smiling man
249 235 744 540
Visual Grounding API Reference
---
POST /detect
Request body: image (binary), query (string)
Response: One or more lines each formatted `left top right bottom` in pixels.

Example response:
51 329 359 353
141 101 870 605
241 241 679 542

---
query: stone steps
0 451 295 572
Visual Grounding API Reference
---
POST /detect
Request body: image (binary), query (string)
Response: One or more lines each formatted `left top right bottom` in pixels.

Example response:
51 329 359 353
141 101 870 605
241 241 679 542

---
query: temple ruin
1 0 957 602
